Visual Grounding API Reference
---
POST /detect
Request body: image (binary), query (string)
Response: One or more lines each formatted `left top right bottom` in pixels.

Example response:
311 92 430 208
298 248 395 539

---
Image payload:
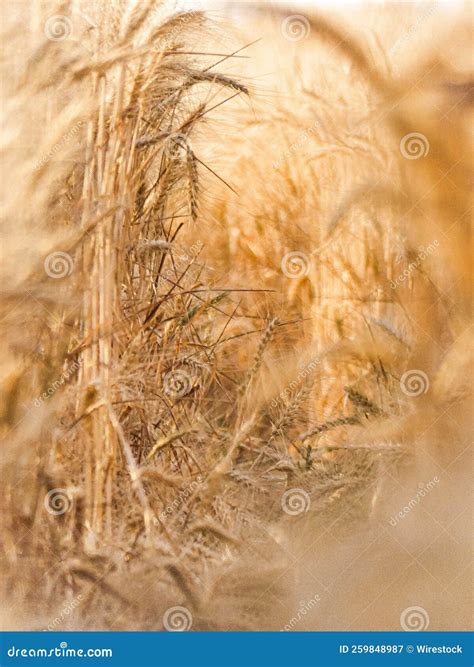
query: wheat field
0 0 472 632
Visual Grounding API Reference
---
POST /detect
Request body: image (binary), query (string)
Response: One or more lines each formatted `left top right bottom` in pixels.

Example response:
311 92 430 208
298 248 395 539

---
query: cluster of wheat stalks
0 0 472 631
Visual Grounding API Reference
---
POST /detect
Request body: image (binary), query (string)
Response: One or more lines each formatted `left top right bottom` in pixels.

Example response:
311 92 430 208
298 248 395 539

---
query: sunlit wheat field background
0 0 472 632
